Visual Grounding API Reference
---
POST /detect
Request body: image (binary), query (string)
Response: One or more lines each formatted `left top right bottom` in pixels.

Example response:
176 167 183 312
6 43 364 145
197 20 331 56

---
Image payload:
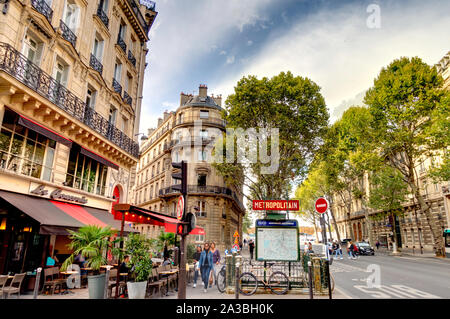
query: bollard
104 266 112 299
225 254 233 293
235 256 242 299
324 259 332 299
33 268 42 299
312 257 322 293
308 261 313 299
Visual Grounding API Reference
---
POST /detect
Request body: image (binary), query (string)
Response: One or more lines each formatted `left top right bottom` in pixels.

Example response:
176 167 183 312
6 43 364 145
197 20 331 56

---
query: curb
333 286 354 299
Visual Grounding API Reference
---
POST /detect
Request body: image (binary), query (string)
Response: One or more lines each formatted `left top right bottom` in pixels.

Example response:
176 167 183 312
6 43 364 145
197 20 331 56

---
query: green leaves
123 233 153 282
62 225 115 273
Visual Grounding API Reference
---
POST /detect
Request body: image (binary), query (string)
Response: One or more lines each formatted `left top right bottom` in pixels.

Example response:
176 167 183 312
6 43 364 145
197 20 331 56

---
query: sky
138 0 450 226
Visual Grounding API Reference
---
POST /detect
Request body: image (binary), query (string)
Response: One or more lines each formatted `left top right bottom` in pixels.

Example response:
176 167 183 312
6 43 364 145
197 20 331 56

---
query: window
92 34 104 62
195 231 205 243
197 174 206 187
157 162 160 174
196 201 207 217
114 62 122 82
22 32 43 65
53 59 69 87
198 149 207 161
200 130 208 139
0 110 56 181
200 110 209 119
150 185 153 199
125 74 132 92
65 149 108 195
63 1 80 32
118 21 126 41
155 183 158 197
172 202 176 217
121 116 128 134
108 106 117 125
100 0 108 12
86 86 97 109
144 187 147 202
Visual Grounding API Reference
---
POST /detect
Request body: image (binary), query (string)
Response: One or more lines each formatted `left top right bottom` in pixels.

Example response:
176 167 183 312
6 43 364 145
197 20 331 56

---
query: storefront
0 190 134 276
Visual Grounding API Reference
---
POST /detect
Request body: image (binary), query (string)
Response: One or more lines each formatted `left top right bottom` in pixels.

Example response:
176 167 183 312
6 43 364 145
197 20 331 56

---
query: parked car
355 242 375 255
340 238 352 245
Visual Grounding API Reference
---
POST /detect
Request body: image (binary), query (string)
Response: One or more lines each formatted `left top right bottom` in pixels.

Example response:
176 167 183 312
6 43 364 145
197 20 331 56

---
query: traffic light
172 161 187 195
185 212 196 233
177 224 184 235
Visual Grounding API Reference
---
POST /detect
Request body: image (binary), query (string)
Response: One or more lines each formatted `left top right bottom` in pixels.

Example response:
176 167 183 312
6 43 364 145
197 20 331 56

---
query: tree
368 166 409 252
364 56 450 256
242 212 252 234
213 71 329 205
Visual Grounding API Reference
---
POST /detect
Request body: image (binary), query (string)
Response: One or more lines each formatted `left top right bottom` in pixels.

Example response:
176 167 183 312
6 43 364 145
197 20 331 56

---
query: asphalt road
331 253 450 299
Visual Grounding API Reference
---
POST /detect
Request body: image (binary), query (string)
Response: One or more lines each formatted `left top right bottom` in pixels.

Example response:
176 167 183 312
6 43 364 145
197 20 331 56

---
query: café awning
0 190 134 235
112 204 205 235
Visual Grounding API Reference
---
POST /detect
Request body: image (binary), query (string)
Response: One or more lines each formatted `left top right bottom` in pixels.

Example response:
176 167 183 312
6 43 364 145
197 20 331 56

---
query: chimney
180 92 190 106
147 128 155 136
157 118 163 127
213 94 222 107
199 84 208 97
163 111 170 120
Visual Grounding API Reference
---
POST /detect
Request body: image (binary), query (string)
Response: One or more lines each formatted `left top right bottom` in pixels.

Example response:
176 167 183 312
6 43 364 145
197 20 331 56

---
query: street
330 253 450 299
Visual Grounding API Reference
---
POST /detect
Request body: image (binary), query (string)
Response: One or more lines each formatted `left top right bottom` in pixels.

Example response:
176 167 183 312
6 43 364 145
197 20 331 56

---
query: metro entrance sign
252 200 299 211
176 195 184 220
315 197 328 214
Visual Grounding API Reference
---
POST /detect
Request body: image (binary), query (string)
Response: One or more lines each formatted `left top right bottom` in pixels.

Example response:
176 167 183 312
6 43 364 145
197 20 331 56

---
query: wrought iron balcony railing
117 36 127 54
0 42 139 158
128 0 151 34
128 50 136 67
112 78 122 95
60 20 77 49
175 116 226 127
123 91 132 106
89 54 103 75
96 5 109 28
159 185 244 210
31 0 53 24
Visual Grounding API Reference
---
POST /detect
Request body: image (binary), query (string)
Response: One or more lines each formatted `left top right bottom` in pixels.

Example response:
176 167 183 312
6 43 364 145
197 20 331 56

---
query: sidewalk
375 247 448 260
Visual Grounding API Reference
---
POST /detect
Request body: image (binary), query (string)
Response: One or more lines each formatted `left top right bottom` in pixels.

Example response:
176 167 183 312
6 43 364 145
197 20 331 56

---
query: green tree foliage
62 225 115 274
213 71 329 202
122 233 153 282
364 56 449 256
242 212 252 234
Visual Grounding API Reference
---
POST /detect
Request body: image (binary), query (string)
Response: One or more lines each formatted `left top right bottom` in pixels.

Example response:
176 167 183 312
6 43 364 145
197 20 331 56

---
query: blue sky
139 0 450 132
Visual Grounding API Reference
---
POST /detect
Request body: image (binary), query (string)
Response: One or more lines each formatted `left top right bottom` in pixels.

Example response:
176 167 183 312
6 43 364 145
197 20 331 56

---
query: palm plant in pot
62 225 115 299
118 233 153 299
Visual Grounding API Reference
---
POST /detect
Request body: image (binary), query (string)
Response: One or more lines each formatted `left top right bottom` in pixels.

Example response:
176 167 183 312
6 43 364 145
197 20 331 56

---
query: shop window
65 149 108 195
0 109 56 181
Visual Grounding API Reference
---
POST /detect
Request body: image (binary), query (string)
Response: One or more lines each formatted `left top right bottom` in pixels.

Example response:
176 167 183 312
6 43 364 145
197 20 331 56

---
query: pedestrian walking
375 240 380 250
249 239 255 260
348 241 356 259
192 246 202 288
198 242 214 293
333 241 343 259
210 242 221 287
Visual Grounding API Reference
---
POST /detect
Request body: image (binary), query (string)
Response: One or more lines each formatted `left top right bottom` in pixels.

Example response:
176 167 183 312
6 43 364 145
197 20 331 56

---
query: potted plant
121 233 153 299
62 225 115 299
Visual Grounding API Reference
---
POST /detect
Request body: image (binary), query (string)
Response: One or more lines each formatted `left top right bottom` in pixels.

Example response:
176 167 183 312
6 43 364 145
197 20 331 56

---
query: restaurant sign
30 184 88 205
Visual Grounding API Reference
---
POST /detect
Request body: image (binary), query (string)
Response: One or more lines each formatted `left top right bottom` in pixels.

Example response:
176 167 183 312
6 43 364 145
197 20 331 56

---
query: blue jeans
334 249 343 258
194 268 199 284
348 250 355 258
201 266 212 289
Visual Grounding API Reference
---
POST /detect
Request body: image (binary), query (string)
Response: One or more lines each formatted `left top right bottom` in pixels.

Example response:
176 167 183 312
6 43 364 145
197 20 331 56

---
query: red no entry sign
315 197 328 214
176 195 184 220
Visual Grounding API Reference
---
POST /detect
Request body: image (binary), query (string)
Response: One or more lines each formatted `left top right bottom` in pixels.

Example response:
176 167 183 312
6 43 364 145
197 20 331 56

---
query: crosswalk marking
353 284 441 299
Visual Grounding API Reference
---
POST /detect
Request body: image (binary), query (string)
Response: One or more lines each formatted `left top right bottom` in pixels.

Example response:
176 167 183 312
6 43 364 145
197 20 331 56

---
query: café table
59 271 78 295
158 269 178 296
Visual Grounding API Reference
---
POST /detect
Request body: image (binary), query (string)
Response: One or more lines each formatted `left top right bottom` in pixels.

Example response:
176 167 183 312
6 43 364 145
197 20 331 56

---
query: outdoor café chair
147 268 165 298
42 267 63 295
0 275 8 295
2 273 26 298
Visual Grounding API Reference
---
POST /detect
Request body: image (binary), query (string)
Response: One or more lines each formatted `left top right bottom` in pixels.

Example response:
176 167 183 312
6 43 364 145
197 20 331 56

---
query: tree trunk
312 213 319 243
362 207 375 245
409 181 445 257
329 206 341 243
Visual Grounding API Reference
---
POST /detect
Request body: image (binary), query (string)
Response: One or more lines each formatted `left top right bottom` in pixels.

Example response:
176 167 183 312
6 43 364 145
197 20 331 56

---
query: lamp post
135 133 148 141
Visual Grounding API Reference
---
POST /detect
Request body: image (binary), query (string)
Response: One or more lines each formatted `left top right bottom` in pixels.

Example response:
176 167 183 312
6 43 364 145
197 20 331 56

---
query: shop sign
30 184 88 205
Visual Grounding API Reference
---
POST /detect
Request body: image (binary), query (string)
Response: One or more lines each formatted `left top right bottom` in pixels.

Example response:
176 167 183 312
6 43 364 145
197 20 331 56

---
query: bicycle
239 262 289 296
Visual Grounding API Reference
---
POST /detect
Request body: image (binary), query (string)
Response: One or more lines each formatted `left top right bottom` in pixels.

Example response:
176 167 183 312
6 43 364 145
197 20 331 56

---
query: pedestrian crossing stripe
353 285 441 299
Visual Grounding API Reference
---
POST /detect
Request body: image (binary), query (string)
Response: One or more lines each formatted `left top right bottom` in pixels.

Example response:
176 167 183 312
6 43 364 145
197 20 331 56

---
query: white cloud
212 1 450 120
219 50 227 55
247 40 253 46
226 55 236 64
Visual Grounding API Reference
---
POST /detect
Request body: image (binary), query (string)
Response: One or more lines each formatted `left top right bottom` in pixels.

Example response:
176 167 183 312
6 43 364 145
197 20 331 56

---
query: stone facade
132 85 245 252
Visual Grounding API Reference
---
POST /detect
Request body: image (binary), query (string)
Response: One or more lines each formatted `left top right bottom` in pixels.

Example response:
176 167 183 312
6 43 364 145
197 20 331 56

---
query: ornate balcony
31 0 53 24
89 54 103 75
128 0 151 34
128 50 136 67
123 91 132 106
0 42 139 158
60 20 77 49
159 185 244 210
117 37 127 54
175 116 226 127
112 78 122 95
96 5 109 28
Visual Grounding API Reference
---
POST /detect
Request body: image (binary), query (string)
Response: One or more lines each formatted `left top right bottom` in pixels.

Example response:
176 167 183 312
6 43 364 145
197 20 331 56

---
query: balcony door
21 33 43 87
63 1 80 33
